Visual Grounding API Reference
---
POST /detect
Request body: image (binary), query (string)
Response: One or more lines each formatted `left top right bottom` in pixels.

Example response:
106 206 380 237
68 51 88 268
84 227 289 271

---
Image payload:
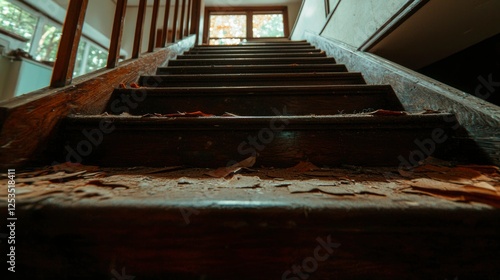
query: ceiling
370 0 500 69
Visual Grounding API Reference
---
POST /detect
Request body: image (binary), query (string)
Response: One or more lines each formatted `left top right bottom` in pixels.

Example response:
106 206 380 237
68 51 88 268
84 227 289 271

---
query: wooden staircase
62 41 456 168
9 41 500 280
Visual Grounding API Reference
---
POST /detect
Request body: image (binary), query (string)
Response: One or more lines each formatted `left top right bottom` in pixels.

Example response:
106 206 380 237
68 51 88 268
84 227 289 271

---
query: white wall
321 0 408 48
85 0 116 39
292 0 409 48
290 0 329 41
291 0 500 70
123 2 186 58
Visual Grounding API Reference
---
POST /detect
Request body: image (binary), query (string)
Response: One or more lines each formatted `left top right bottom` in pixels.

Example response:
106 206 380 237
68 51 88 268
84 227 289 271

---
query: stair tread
198 42 311 47
67 113 451 126
177 53 327 59
63 113 455 167
113 84 394 94
156 64 348 74
107 85 404 115
139 72 366 86
11 168 499 280
185 48 320 54
168 58 337 66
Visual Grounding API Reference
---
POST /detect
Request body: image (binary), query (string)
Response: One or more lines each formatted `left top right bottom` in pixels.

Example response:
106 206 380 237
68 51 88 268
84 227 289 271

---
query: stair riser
106 90 402 115
12 206 500 279
138 74 365 87
168 58 337 66
156 64 348 75
177 53 327 59
62 123 454 167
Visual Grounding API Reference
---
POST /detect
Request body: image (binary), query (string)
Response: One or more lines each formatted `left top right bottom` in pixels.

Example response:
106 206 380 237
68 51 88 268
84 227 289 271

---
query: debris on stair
223 175 263 189
393 162 500 207
205 156 257 178
286 161 320 173
141 111 215 118
118 82 141 89
369 109 408 116
222 112 239 117
287 180 386 197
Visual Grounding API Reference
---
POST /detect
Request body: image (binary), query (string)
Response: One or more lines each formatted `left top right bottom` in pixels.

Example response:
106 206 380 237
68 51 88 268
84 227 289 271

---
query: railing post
161 0 171 46
132 0 147 58
148 0 160 52
190 0 201 45
172 0 180 42
185 0 192 37
50 0 88 88
179 0 186 40
107 0 127 69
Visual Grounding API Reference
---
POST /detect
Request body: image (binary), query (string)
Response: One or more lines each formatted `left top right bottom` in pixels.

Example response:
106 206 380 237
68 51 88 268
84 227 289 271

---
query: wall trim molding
319 0 341 36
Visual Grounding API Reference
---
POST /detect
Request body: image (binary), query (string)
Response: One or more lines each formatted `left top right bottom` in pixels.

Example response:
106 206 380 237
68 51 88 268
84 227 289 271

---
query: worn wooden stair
7 40 499 280
62 41 456 168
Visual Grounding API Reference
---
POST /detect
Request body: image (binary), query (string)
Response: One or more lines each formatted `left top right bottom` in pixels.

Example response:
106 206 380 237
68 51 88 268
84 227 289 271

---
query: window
209 14 247 45
85 45 108 73
0 0 37 51
204 6 289 45
253 13 285 38
35 23 62 62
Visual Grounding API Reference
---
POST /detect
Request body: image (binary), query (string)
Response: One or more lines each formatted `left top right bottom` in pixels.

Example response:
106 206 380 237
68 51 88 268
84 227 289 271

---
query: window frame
0 0 111 77
203 6 290 45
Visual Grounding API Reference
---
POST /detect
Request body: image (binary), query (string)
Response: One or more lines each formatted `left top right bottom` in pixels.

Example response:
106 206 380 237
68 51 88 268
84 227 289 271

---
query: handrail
50 0 89 88
107 0 128 69
50 0 201 88
148 0 160 53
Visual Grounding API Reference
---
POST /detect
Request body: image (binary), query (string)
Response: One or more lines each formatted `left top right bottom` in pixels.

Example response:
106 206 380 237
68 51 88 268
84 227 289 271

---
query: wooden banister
107 0 127 69
190 0 201 45
172 0 180 42
148 0 160 52
179 0 186 40
132 0 147 58
161 0 172 46
50 0 88 88
49 0 201 87
186 0 192 37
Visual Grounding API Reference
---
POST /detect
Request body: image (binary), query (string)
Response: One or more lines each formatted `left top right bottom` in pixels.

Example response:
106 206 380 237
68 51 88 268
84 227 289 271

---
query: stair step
62 113 454 167
202 41 311 47
168 57 337 66
138 72 366 87
185 47 320 54
156 64 348 75
106 85 403 115
177 52 327 59
241 40 309 45
191 44 315 51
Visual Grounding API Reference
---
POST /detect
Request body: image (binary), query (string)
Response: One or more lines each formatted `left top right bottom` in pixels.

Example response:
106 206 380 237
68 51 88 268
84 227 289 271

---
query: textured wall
291 0 410 48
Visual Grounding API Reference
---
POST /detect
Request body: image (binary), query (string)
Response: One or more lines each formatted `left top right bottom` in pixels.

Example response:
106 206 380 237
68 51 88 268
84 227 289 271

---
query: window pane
209 38 242 46
73 41 87 77
209 14 246 39
35 24 62 62
0 0 37 51
85 45 108 73
252 14 284 38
